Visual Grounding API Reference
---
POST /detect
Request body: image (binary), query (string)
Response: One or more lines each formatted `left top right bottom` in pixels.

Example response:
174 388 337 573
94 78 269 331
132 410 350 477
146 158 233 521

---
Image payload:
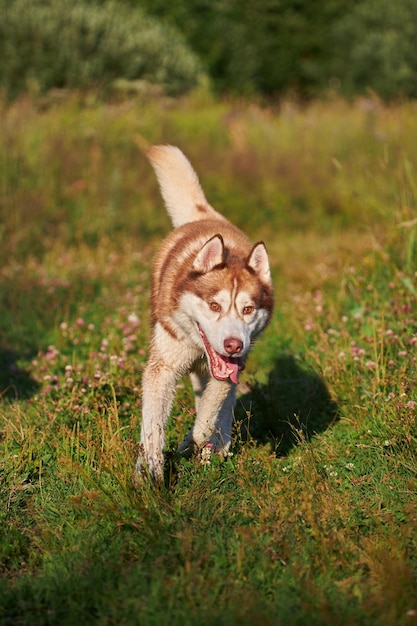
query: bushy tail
145 144 226 228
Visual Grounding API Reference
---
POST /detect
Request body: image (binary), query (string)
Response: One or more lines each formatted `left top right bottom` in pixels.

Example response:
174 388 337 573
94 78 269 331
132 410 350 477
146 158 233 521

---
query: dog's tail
144 144 226 228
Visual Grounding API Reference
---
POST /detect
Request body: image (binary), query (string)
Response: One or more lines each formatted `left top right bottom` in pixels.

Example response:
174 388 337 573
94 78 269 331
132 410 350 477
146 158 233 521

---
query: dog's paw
135 450 164 484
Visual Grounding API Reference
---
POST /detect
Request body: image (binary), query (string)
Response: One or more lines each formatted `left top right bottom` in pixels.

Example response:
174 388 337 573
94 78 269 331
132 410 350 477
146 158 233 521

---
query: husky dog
137 145 274 481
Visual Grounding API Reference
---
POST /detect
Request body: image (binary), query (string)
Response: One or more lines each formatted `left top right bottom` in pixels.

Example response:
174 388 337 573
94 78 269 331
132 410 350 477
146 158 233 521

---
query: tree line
1 0 417 100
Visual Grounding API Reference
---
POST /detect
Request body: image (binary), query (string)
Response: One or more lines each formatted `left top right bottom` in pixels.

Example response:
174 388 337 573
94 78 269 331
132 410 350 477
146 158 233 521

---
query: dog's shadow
236 354 339 456
0 347 40 402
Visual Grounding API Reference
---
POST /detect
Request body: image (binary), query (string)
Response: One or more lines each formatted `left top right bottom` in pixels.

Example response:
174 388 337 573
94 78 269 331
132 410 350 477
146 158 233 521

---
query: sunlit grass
0 93 416 625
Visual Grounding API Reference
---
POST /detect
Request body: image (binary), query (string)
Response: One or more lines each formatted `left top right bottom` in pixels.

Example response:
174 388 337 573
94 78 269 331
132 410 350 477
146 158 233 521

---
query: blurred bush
0 0 202 99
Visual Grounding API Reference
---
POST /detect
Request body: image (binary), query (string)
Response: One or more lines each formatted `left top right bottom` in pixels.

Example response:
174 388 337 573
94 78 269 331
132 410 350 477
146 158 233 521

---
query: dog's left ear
247 242 271 284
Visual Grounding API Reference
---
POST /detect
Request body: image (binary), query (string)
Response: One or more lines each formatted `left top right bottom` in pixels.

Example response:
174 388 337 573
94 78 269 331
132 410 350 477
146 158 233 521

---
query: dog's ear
247 242 271 284
193 235 225 273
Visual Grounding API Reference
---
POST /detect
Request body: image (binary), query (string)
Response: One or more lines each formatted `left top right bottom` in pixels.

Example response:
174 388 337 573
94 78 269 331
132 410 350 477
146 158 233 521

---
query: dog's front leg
189 370 208 414
137 360 177 482
177 378 236 457
208 381 236 454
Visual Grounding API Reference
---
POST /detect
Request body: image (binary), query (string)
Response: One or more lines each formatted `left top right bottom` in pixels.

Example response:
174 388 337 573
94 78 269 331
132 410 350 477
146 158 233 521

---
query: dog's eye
243 305 255 315
209 301 221 313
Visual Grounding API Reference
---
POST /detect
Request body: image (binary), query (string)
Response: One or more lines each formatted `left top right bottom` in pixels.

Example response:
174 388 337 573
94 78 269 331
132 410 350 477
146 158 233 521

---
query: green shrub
0 0 202 98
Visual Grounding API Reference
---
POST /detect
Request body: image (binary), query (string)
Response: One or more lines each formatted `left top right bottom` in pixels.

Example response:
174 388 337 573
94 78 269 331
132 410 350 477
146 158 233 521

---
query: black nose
224 337 243 355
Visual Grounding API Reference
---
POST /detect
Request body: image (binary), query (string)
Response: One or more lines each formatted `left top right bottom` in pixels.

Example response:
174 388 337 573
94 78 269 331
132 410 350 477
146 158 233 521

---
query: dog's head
176 234 273 383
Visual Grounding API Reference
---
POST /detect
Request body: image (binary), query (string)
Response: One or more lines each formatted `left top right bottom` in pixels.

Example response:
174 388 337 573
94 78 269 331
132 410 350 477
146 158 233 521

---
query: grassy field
0 92 416 625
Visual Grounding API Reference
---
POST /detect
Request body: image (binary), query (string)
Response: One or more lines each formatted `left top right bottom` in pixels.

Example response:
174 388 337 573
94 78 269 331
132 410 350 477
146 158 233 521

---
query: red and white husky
137 145 274 481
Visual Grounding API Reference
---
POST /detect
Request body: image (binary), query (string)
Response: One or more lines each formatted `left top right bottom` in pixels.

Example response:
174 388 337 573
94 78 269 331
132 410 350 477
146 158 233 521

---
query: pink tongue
227 359 240 384
197 326 243 383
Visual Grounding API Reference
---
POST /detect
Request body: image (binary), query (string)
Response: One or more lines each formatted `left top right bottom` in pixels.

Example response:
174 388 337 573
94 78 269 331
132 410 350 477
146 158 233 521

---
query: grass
0 92 416 625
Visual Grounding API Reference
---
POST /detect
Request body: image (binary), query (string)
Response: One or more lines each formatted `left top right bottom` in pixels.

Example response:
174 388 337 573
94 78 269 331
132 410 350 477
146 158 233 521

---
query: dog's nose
224 337 243 355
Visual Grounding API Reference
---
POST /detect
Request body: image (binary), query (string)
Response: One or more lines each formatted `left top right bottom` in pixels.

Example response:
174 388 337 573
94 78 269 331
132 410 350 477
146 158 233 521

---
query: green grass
0 93 416 625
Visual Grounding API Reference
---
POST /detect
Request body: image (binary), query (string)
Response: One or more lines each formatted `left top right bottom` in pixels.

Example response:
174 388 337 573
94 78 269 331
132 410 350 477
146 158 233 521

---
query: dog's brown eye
243 305 255 315
209 302 221 312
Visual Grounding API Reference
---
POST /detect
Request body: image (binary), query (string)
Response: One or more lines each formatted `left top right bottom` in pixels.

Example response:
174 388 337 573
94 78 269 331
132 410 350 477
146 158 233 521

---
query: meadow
0 92 416 625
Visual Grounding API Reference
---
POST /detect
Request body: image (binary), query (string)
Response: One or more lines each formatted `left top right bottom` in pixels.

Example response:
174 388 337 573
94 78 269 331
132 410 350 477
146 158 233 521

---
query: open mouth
197 325 244 384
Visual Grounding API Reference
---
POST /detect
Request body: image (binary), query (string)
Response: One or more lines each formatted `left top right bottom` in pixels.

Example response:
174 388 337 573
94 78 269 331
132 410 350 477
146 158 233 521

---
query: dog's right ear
247 241 271 285
193 235 225 273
